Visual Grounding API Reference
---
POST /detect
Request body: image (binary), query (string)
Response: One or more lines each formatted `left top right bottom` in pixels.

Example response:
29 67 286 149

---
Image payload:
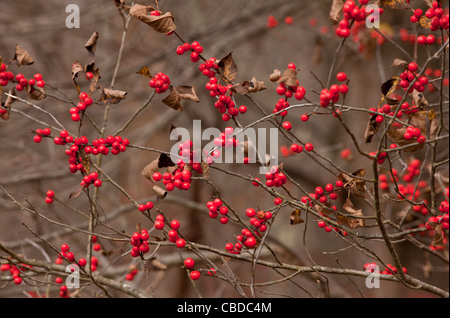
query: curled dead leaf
153 184 167 198
278 68 298 88
142 158 159 182
71 62 84 93
230 78 266 95
137 66 152 78
27 86 46 101
290 209 304 225
88 68 101 95
248 77 267 93
432 224 444 247
269 69 281 82
14 44 34 66
391 58 408 68
1 89 15 121
129 4 176 34
339 198 366 228
176 86 199 102
100 88 127 105
161 86 183 111
329 0 344 23
338 169 366 196
218 52 238 84
84 31 99 73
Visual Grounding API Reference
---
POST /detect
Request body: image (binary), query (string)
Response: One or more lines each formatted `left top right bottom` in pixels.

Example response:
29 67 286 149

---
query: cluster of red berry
130 229 150 257
32 127 52 143
319 72 349 108
0 62 46 92
176 41 204 62
410 1 449 31
80 171 102 189
152 167 192 192
125 265 139 281
198 57 219 79
183 257 201 280
69 92 94 122
335 0 380 38
225 227 258 254
45 190 55 204
399 62 429 93
153 214 186 248
264 165 287 188
0 262 31 286
149 71 171 94
206 198 229 224
206 77 245 121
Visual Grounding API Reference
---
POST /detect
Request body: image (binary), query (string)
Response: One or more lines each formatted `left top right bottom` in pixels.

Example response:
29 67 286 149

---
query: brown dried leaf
153 184 167 198
176 86 199 102
161 86 183 111
290 209 304 225
248 77 267 93
330 0 344 23
229 78 266 95
432 224 444 247
88 68 101 95
339 198 366 228
142 158 159 182
218 52 238 84
136 66 152 78
278 68 298 88
380 0 410 9
391 58 408 68
270 69 281 82
71 62 84 93
14 44 34 66
84 31 98 73
364 115 379 144
338 169 366 195
27 86 46 101
412 90 429 109
1 89 15 121
100 88 127 105
380 76 401 106
129 4 176 34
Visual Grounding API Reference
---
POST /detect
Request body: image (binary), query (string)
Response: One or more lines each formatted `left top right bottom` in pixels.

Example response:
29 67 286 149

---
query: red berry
336 72 347 82
304 143 314 152
170 219 180 230
190 270 201 280
184 257 195 269
78 258 87 267
176 238 186 248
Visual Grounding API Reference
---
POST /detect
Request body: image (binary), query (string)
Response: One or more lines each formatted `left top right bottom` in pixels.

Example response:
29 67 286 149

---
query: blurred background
0 0 448 298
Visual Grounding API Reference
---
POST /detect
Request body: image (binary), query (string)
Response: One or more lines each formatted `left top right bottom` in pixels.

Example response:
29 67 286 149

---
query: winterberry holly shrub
0 0 448 299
